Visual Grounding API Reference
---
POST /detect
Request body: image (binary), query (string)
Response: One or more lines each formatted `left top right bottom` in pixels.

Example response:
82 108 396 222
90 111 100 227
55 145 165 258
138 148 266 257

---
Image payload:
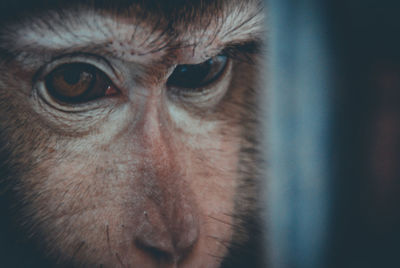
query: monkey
0 0 265 267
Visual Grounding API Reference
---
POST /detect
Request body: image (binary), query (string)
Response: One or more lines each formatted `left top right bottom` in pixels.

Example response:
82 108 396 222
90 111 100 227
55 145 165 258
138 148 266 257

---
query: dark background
329 1 400 267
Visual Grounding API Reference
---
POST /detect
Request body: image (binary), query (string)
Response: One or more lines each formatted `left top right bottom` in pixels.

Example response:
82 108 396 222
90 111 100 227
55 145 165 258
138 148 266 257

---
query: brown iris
45 63 116 104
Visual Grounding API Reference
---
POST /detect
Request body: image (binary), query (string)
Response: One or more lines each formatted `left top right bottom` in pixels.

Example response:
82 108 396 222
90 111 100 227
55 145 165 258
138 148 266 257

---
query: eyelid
34 53 121 86
221 39 261 62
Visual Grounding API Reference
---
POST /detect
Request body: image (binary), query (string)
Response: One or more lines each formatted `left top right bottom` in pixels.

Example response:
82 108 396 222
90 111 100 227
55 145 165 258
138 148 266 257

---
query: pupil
175 62 210 86
64 69 83 85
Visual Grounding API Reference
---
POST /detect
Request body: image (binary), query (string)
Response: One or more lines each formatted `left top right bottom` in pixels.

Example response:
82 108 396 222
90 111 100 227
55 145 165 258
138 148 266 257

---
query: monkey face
0 1 264 267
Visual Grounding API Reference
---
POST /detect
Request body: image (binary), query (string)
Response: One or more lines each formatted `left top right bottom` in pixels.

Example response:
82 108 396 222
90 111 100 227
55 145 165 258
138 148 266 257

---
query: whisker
71 241 85 259
106 224 113 256
115 252 126 268
207 214 247 233
207 215 233 226
207 253 225 261
207 235 230 249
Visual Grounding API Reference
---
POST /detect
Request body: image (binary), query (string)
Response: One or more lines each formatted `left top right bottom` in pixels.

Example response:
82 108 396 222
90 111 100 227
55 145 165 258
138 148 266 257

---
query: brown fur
0 1 265 267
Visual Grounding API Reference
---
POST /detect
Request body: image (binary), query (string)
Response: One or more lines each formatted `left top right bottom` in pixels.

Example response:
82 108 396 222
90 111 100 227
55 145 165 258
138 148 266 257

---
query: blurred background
330 1 400 267
265 0 400 267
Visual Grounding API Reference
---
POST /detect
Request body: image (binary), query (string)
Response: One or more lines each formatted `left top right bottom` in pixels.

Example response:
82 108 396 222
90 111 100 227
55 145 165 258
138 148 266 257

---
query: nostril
135 237 173 262
135 233 197 265
134 207 199 263
134 224 198 263
134 190 201 263
134 218 175 260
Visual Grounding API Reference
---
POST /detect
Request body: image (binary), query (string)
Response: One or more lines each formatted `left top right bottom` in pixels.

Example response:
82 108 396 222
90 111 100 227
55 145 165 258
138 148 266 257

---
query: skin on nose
132 91 200 263
134 196 200 264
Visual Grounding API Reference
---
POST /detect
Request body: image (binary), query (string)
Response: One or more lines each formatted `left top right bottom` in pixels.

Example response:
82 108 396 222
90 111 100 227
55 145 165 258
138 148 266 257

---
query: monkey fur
0 1 265 267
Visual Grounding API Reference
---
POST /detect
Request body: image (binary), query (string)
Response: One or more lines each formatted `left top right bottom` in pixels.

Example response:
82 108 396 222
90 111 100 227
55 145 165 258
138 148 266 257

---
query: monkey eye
45 63 118 104
167 55 228 90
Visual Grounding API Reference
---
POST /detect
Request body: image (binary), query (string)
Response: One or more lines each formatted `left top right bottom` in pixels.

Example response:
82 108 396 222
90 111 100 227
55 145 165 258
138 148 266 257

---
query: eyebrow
0 0 264 61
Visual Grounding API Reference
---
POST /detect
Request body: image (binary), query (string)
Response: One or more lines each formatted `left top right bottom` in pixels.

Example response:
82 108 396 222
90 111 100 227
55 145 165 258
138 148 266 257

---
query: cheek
182 137 239 266
23 129 240 267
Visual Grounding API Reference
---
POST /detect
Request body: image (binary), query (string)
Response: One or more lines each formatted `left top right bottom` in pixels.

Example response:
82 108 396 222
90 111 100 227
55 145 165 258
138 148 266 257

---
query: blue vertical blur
264 0 400 268
263 1 333 268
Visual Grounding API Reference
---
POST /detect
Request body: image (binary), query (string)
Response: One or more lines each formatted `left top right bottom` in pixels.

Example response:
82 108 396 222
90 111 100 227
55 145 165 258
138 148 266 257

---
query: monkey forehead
5 1 264 63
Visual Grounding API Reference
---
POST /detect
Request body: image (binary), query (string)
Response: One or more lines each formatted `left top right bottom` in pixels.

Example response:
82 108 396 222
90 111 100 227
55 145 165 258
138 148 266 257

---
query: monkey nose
134 203 199 263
